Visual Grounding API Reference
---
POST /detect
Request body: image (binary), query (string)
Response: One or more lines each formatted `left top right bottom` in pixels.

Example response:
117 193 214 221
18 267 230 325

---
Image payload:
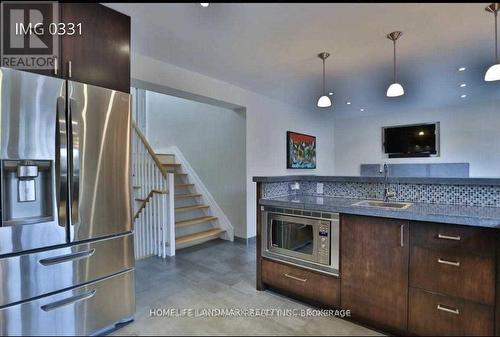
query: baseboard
234 236 256 245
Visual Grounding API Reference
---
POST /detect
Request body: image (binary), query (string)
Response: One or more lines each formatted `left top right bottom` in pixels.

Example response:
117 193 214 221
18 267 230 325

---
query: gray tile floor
111 239 381 336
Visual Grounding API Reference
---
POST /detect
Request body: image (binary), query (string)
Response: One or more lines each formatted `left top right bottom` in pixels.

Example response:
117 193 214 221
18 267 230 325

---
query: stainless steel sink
351 200 413 209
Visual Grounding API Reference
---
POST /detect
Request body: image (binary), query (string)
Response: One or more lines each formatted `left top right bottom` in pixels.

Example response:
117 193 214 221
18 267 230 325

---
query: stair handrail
134 189 168 220
132 121 167 177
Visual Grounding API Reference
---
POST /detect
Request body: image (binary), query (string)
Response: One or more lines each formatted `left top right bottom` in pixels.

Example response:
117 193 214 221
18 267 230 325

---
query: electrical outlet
316 183 324 194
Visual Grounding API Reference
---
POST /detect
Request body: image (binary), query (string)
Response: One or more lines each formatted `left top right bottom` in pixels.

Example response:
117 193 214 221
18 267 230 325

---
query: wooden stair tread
175 205 210 213
174 173 188 176
175 193 202 199
176 228 225 246
175 183 195 188
162 163 181 167
176 215 217 228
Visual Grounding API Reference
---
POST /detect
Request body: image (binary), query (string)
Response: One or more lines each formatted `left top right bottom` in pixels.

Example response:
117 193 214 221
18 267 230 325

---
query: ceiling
107 3 500 117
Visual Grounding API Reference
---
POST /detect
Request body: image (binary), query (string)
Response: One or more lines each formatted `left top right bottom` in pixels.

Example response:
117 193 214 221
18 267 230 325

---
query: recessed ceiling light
329 92 334 96
360 108 365 112
460 83 467 87
346 101 352 105
200 3 209 7
460 94 467 98
458 67 467 72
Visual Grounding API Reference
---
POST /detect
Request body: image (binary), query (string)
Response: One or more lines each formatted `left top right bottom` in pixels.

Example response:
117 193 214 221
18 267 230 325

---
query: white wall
132 53 336 238
145 92 247 238
333 99 500 177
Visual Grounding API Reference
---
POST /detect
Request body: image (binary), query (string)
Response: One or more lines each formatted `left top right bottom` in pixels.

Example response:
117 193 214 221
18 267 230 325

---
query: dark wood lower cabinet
410 245 495 305
261 258 340 308
340 214 409 333
254 204 500 336
409 287 494 336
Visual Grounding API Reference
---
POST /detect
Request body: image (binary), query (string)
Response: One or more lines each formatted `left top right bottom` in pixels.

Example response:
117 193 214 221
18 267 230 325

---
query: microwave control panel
317 221 331 265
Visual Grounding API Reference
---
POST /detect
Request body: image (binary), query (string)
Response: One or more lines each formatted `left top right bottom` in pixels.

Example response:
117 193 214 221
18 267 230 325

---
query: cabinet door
61 3 130 92
341 214 409 332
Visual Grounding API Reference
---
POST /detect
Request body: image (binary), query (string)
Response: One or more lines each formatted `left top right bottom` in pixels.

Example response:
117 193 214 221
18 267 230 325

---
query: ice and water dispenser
1 160 54 226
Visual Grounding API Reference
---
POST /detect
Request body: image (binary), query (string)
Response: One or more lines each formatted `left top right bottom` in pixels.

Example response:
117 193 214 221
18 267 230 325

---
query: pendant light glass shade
386 31 405 97
485 63 500 81
485 4 500 81
386 83 405 97
317 52 332 108
317 95 332 107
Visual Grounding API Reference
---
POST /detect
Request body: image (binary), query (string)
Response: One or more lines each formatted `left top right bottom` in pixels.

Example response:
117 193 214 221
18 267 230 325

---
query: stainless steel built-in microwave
261 206 339 275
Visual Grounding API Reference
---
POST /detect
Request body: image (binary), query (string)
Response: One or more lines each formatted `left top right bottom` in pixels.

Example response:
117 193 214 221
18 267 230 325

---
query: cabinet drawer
0 233 134 307
261 258 340 308
410 246 495 305
0 269 135 336
411 222 496 257
409 287 494 336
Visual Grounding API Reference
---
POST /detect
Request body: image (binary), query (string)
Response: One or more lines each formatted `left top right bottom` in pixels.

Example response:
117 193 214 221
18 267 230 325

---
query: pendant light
386 31 405 97
485 3 500 82
317 52 332 108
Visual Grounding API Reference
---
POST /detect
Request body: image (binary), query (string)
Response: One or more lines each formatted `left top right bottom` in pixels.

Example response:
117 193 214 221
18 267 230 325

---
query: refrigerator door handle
56 95 68 228
68 97 80 228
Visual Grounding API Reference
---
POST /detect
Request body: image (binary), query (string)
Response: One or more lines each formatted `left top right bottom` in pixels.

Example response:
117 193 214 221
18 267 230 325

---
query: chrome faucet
380 163 396 202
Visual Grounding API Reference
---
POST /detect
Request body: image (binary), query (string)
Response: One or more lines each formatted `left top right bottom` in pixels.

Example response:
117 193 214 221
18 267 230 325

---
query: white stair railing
132 122 175 259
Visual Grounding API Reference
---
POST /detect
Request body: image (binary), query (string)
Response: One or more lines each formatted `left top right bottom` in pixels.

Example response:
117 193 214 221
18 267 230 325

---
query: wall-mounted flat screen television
383 123 439 158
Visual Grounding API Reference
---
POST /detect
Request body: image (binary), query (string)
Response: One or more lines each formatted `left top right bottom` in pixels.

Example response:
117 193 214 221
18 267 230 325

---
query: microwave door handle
68 98 79 228
56 95 68 228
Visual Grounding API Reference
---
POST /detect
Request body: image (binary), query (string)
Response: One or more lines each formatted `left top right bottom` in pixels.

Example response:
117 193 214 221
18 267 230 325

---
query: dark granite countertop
253 175 500 186
259 194 500 229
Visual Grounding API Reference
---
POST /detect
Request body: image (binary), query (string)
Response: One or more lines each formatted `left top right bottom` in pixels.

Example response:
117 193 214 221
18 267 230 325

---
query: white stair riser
175 222 217 238
174 197 202 208
176 235 223 250
156 154 176 164
174 209 209 221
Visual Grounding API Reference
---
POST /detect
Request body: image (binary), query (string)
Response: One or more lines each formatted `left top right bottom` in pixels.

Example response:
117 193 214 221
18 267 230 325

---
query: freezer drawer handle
38 249 95 266
40 290 96 312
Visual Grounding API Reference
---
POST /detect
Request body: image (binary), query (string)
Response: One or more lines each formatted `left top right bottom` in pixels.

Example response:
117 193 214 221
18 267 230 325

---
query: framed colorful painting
287 131 316 169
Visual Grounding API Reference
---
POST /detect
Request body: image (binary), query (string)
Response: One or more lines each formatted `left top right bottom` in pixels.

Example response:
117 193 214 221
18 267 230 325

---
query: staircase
132 122 231 260
155 153 227 249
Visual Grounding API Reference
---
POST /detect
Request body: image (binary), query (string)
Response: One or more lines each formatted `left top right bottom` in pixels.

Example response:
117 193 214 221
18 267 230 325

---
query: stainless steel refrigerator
0 67 135 335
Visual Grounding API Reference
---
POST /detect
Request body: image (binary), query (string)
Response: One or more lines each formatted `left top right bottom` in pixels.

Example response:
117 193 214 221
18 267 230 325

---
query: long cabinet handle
437 234 461 241
284 273 307 283
400 224 404 247
437 304 459 315
39 249 95 266
40 290 96 312
68 61 72 78
437 258 460 267
54 56 58 75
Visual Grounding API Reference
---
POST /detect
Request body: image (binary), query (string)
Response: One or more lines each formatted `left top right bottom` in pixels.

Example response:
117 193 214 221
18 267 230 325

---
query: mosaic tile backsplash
262 181 500 208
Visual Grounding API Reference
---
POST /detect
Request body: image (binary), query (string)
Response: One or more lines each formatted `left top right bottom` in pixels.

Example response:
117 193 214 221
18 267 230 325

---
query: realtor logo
1 1 59 70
